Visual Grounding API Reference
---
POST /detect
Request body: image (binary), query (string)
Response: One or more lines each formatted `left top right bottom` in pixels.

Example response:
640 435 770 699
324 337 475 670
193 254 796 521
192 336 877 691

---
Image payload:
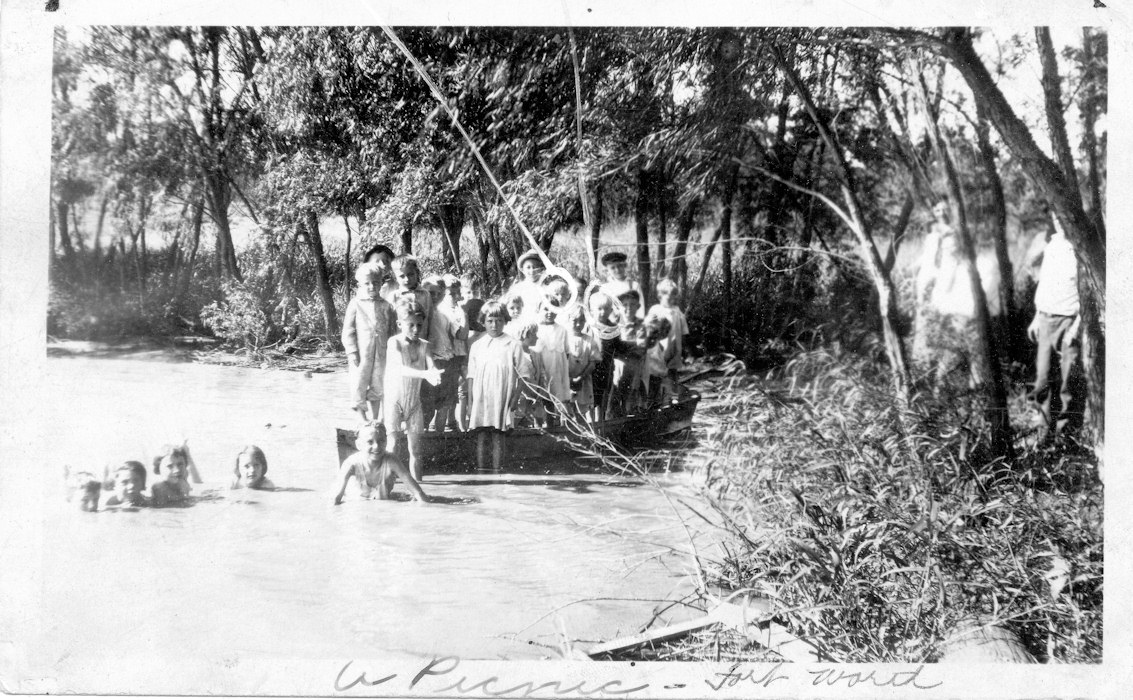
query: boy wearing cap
597 251 643 316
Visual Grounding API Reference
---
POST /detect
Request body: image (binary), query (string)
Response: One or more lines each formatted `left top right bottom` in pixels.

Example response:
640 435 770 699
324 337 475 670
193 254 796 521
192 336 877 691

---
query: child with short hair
466 301 534 471
384 300 444 481
566 305 599 418
331 422 427 504
104 461 148 508
421 277 463 432
362 243 398 299
150 444 196 507
343 262 397 421
515 322 546 427
647 277 689 384
440 274 470 431
231 445 273 490
64 465 102 512
642 314 673 406
610 289 647 416
597 250 643 315
385 255 433 342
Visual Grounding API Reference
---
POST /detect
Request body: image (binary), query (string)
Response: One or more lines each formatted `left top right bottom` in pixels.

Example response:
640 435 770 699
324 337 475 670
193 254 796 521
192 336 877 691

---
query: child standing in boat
385 255 433 342
566 305 599 418
610 287 648 416
534 300 571 424
588 291 619 421
342 262 397 421
646 277 689 385
384 300 444 481
466 301 534 471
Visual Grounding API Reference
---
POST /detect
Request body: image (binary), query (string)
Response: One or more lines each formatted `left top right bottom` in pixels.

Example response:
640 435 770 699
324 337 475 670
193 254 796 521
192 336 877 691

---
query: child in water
384 300 444 481
466 301 534 471
151 444 195 506
342 262 397 421
103 461 148 508
331 422 428 504
64 465 102 512
231 445 274 490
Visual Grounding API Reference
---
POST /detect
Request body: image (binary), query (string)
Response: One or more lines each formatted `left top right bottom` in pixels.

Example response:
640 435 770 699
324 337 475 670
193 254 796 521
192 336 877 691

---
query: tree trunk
691 168 738 302
590 181 604 279
673 198 698 299
303 210 339 342
655 173 667 279
975 101 1015 331
343 214 353 306
49 200 57 265
179 197 204 301
935 29 1103 314
400 220 412 255
921 72 1013 460
437 203 464 272
1079 28 1106 239
206 176 241 281
55 200 75 261
93 193 109 257
882 193 916 275
774 47 913 410
1035 28 1080 196
634 166 652 307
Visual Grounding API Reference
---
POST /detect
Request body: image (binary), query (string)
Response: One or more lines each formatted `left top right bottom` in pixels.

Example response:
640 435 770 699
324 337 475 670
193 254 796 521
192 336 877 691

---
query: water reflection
30 354 704 692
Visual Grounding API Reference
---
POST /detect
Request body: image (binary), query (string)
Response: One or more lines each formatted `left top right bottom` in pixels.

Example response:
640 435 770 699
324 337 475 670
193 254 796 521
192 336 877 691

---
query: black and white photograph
0 1 1124 697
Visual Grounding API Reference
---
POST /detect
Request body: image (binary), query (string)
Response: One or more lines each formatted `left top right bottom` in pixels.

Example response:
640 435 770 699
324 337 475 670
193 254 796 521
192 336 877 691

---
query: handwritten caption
334 656 942 697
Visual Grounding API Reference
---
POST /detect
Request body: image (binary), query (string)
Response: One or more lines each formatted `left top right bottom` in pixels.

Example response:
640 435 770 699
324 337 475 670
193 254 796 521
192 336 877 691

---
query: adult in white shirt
1027 220 1082 435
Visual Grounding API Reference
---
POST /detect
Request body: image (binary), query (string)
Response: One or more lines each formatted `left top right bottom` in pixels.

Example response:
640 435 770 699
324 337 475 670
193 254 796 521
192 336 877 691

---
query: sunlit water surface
22 354 705 693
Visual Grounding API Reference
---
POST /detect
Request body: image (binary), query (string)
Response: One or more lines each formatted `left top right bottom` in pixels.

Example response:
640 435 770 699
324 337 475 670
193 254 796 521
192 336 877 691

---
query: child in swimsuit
384 300 443 482
331 423 427 504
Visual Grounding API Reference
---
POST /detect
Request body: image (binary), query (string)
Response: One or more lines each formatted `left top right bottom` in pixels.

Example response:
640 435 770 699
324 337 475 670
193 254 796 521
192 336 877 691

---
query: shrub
696 347 1101 663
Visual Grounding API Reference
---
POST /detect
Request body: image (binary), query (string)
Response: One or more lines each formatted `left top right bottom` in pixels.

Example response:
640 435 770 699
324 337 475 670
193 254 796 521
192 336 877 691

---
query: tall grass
694 347 1101 663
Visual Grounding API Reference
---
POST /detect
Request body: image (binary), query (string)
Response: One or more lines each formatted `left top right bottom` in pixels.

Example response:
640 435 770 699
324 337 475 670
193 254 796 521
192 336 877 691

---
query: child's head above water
391 255 421 291
354 422 385 461
153 445 190 482
111 460 147 506
479 301 508 336
64 465 101 512
234 445 269 488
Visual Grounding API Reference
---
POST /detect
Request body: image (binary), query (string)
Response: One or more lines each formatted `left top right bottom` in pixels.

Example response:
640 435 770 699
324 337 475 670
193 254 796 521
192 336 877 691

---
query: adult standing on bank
1027 217 1082 437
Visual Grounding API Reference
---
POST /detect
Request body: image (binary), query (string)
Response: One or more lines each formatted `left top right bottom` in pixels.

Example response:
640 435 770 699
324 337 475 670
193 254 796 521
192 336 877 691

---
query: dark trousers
1031 312 1082 434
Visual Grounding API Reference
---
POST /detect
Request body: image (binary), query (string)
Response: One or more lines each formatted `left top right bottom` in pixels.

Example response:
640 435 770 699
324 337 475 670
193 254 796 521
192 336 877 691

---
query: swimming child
646 277 690 384
534 299 571 424
64 465 101 512
466 301 534 471
566 305 599 418
342 261 397 421
231 445 274 490
384 300 444 481
331 422 428 504
385 255 433 342
103 460 148 508
151 444 193 506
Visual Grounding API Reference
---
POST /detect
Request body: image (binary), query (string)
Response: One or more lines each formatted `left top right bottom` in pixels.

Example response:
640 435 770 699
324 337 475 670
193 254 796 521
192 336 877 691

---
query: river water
10 352 711 693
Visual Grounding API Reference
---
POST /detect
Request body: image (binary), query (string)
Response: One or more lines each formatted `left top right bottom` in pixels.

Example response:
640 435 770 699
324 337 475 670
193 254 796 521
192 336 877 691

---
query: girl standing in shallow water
466 301 533 471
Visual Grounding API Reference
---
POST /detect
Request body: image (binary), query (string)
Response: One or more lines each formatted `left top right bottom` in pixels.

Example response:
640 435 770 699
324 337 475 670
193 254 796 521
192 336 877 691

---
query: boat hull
336 391 699 472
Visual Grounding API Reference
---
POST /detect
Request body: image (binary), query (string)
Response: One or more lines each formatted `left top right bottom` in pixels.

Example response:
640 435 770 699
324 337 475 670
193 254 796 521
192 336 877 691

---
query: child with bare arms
331 422 427 504
384 300 444 482
566 305 599 419
150 444 202 507
342 262 397 421
466 301 534 471
102 461 148 509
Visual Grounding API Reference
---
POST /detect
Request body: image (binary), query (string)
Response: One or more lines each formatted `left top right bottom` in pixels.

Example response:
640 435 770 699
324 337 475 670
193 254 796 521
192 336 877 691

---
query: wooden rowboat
335 390 700 472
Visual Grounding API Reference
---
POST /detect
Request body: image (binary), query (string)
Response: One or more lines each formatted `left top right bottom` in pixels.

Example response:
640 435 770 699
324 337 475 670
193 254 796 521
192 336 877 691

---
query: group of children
339 243 691 484
64 444 271 511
